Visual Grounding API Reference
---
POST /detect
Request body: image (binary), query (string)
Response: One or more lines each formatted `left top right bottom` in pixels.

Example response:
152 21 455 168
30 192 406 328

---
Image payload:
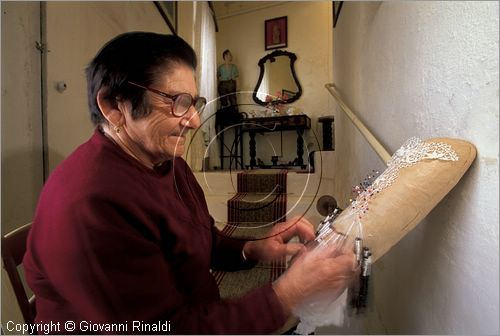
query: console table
241 115 311 169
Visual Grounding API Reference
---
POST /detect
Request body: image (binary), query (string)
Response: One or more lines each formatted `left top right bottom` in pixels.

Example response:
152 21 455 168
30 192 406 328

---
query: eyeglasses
127 81 207 117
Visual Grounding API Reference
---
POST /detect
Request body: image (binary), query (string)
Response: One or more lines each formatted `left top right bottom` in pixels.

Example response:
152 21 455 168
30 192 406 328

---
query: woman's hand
242 216 315 262
272 245 357 316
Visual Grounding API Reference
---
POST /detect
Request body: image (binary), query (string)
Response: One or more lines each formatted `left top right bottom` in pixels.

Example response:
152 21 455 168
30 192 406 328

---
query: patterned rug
214 170 288 299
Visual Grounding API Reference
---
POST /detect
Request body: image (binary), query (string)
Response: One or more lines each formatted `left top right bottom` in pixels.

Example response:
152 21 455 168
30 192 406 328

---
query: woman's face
120 63 201 165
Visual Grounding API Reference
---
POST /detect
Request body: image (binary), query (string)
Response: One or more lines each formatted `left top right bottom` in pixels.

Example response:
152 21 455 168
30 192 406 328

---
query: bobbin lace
387 137 459 168
349 137 459 228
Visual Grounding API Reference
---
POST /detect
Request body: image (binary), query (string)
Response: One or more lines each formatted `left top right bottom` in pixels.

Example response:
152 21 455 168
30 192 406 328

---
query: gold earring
113 125 121 133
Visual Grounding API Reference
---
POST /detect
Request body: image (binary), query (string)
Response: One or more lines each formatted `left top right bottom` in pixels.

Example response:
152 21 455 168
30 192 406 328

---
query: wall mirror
252 50 302 106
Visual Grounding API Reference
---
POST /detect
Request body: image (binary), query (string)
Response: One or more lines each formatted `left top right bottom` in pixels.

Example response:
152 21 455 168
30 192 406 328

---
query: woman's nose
181 106 201 129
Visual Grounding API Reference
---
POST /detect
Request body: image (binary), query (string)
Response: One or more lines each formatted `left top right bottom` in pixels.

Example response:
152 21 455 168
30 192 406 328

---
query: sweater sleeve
28 194 286 334
210 223 258 271
170 282 286 334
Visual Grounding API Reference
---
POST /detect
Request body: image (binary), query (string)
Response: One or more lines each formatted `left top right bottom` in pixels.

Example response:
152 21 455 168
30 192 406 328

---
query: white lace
388 137 459 168
347 137 459 237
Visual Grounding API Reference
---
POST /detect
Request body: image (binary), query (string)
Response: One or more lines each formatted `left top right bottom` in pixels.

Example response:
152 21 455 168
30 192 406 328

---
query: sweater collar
93 127 173 176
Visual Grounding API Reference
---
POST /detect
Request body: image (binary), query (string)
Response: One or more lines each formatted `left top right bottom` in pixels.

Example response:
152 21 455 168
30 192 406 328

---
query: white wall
216 1 333 167
1 2 44 234
1 2 44 328
327 2 499 334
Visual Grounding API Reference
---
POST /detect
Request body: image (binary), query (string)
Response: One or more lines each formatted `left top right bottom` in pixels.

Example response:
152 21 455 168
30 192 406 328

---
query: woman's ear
96 88 125 127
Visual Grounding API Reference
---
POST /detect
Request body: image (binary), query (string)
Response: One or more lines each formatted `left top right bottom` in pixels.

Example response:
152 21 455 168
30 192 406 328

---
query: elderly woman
23 32 355 334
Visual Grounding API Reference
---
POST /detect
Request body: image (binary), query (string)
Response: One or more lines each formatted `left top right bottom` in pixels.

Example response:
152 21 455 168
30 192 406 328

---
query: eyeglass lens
127 81 206 117
173 94 206 116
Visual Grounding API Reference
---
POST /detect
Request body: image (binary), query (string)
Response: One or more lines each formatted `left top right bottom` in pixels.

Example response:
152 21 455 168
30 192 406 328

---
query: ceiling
211 1 286 20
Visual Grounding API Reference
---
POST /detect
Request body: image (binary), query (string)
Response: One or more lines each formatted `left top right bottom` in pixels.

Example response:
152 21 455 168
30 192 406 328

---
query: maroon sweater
24 129 286 334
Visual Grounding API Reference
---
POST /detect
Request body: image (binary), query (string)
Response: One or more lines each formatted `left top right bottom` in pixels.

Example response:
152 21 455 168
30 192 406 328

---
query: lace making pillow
333 137 477 261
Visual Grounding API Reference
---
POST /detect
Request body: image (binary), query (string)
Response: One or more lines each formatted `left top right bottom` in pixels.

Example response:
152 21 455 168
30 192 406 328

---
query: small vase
270 105 280 117
280 104 288 115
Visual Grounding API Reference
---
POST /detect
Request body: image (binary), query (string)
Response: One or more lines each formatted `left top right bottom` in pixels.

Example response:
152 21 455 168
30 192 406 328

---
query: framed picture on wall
154 1 177 35
265 16 287 50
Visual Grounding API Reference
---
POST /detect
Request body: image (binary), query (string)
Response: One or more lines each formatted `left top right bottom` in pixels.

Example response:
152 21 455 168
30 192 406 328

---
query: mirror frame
252 50 302 106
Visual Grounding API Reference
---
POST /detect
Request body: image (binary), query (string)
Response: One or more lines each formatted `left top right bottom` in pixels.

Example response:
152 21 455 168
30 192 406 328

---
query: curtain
190 1 217 171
